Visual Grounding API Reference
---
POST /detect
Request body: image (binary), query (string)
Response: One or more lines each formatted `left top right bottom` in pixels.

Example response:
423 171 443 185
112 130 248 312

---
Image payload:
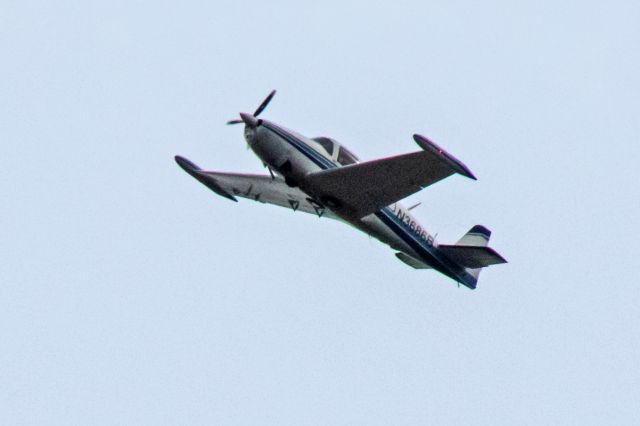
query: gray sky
2 0 639 424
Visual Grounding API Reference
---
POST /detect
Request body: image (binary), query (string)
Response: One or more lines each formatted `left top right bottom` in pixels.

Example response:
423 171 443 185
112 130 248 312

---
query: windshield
337 146 359 166
312 137 335 156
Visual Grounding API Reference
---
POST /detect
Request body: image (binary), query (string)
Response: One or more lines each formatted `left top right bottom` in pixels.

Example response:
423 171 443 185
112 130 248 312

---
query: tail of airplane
456 225 492 247
438 225 507 284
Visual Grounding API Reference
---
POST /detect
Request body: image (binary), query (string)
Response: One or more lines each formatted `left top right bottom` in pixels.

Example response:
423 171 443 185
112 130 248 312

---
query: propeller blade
227 119 243 125
253 89 276 117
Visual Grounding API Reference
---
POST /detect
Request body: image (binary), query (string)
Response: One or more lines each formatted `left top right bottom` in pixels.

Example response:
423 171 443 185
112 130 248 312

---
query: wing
303 134 476 219
175 156 338 219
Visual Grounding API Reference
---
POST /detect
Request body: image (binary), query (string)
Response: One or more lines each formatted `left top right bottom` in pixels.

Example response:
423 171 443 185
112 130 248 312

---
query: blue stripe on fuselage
261 122 476 287
263 123 335 170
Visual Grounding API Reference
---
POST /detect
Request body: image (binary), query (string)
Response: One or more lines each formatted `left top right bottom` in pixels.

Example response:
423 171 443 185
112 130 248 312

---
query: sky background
2 0 640 424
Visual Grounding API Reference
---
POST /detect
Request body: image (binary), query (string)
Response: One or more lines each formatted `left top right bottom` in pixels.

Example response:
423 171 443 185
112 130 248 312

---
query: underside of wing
302 134 476 219
175 156 338 219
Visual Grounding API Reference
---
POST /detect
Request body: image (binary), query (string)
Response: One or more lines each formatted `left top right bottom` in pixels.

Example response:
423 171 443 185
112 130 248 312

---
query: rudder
453 225 498 281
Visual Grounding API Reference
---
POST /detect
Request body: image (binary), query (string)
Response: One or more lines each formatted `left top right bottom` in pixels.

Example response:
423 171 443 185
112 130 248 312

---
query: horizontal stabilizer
437 244 507 269
396 252 432 269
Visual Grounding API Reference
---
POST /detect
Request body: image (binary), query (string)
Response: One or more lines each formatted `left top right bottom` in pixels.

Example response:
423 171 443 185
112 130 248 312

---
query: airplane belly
249 129 290 170
357 214 421 259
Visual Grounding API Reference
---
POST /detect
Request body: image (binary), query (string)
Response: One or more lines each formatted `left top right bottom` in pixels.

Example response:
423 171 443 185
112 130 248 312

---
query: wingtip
174 155 238 202
463 168 478 181
174 155 201 174
413 134 477 180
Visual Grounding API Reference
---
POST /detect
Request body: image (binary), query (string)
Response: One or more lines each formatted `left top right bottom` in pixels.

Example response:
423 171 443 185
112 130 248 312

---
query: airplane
175 91 506 289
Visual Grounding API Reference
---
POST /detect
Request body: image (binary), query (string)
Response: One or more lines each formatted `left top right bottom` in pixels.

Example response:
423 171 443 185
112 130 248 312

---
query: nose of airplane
239 112 258 128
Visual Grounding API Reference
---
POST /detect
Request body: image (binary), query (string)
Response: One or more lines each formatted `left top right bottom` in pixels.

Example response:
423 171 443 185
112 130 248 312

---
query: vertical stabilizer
456 225 491 247
456 225 491 280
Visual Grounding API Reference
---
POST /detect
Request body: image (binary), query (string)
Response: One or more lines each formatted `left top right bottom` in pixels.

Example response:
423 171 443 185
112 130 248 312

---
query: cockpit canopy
313 136 335 156
312 136 359 166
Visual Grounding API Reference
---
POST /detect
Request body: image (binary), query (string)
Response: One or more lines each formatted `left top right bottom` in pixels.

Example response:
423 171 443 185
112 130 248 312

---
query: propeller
227 90 277 126
253 89 276 117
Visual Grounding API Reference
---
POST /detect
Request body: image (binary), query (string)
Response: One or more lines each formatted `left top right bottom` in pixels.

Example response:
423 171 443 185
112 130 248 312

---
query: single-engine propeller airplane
175 90 506 289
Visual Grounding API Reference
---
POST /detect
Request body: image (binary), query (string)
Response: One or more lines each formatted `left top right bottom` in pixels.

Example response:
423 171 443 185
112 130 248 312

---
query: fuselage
245 119 478 287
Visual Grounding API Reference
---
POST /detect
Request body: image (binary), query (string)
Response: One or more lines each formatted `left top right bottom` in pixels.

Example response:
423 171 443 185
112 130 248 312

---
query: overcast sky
2 1 640 424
